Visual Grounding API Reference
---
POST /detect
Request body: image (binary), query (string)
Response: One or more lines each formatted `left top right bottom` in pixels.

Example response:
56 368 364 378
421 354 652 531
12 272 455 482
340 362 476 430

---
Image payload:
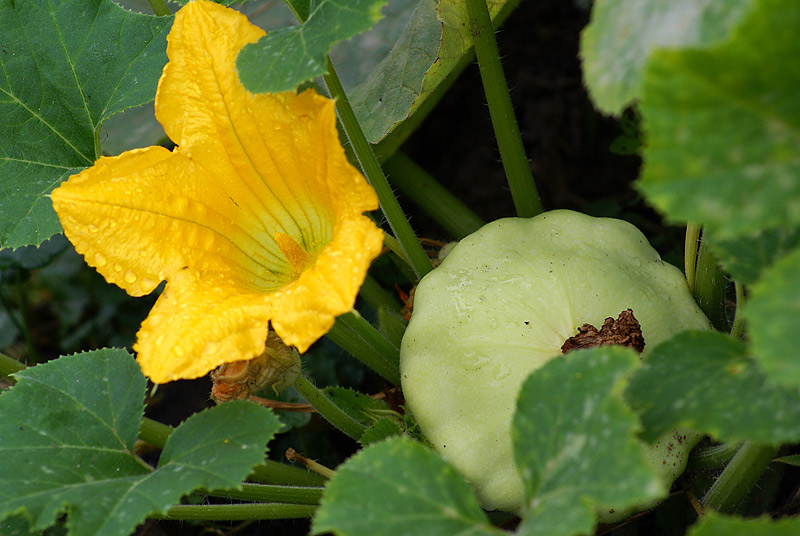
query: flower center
274 232 313 275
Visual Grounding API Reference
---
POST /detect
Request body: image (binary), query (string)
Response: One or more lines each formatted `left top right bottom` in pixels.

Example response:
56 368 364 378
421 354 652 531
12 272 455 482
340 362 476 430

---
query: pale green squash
400 210 709 514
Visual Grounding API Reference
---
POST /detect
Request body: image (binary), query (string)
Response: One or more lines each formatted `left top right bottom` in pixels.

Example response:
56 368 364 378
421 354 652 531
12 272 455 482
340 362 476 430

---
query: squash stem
729 281 746 339
684 222 701 292
384 152 486 239
693 232 728 331
323 57 433 279
293 373 366 441
146 0 171 17
701 441 778 513
149 503 315 521
326 310 401 384
465 0 542 218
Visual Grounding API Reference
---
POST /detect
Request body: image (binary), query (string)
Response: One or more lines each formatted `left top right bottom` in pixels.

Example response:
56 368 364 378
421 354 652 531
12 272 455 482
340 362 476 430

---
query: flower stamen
274 232 313 274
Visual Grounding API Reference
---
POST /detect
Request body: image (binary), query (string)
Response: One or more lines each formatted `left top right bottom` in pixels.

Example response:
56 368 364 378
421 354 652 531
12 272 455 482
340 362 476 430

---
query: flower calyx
211 331 301 403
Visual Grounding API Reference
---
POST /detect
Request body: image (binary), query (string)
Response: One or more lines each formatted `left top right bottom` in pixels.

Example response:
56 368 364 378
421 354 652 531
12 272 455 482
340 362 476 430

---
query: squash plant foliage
1 0 799 535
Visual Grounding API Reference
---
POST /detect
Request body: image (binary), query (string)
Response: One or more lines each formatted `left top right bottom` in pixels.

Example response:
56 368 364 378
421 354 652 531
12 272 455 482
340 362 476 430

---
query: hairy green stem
702 441 779 513
693 233 728 331
729 281 746 339
138 417 174 449
248 460 328 487
383 234 411 268
293 374 366 441
359 274 402 313
373 0 524 162
384 153 486 239
146 0 171 17
323 57 432 279
326 310 401 384
688 442 741 471
203 483 323 505
684 222 701 292
149 503 316 521
465 0 542 218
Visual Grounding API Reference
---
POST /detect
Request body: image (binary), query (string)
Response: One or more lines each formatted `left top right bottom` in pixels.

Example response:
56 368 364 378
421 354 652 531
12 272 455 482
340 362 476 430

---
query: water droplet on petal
124 271 137 284
113 263 123 273
88 224 98 233
95 253 107 267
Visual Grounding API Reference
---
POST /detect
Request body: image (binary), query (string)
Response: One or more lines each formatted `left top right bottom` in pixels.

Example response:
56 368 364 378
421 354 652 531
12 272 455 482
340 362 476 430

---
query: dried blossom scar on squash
50 0 384 384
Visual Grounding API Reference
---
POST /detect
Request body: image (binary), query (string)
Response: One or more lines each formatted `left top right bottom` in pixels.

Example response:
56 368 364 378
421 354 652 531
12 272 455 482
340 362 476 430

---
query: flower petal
270 214 385 353
157 1 378 260
135 269 272 383
51 146 293 296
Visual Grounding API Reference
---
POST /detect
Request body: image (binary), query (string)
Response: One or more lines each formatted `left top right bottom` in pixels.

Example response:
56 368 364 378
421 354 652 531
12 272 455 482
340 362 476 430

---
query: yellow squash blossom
50 0 384 383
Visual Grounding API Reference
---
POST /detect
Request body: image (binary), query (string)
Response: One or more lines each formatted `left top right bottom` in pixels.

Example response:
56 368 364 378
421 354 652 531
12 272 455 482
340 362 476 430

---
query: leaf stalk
383 153 486 239
322 57 433 279
701 441 779 513
149 503 316 521
325 309 401 384
145 0 171 17
465 0 542 218
293 373 367 441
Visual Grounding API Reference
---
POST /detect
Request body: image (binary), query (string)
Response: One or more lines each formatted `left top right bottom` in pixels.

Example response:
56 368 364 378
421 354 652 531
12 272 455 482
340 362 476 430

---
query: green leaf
372 0 520 158
331 0 417 89
322 386 393 426
513 346 663 536
773 454 800 467
707 226 800 284
348 0 440 143
638 0 800 239
311 437 503 536
626 331 800 444
359 418 402 446
580 0 751 116
0 348 281 536
744 247 800 388
237 0 387 93
688 512 800 536
0 0 171 248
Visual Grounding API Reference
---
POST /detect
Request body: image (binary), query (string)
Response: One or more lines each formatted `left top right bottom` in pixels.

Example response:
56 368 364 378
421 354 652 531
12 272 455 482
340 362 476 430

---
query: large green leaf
349 0 440 143
580 0 751 116
706 226 800 284
744 248 800 388
0 348 281 536
311 437 503 536
513 346 663 536
626 331 800 444
0 0 171 249
237 0 386 92
638 0 800 239
688 512 800 536
366 0 521 156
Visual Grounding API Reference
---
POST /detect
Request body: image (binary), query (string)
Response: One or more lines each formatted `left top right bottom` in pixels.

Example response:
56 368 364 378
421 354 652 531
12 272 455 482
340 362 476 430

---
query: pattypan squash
400 210 710 513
